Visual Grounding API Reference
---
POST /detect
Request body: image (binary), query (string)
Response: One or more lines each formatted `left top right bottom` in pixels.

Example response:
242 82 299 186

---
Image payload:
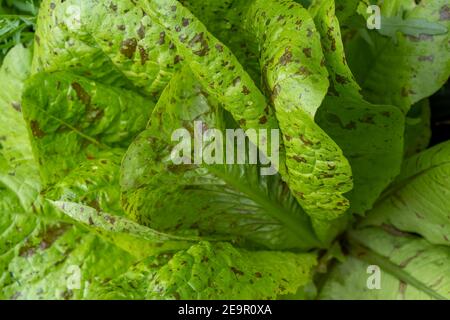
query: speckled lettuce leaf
316 96 405 216
21 71 153 187
319 227 450 300
0 45 40 209
135 0 354 242
52 201 198 259
363 141 450 246
137 0 279 136
311 0 404 219
121 67 321 251
319 141 450 300
0 192 136 300
345 0 450 112
310 0 361 97
89 241 317 300
44 152 125 215
237 0 353 226
33 0 181 97
175 0 354 238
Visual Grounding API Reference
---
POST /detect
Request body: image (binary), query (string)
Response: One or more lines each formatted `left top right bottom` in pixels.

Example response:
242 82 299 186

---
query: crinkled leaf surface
345 0 450 112
121 67 321 250
320 142 450 300
89 241 317 300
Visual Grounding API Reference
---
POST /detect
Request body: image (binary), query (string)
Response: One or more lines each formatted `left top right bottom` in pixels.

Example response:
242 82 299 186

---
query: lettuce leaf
345 0 450 112
319 141 450 300
89 241 317 300
121 66 321 250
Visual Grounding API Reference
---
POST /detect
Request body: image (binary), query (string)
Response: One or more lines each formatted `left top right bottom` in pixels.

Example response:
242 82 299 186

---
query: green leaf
345 0 450 112
121 66 321 250
0 196 136 300
310 0 361 97
238 0 353 226
316 96 405 215
0 44 40 209
312 0 405 218
181 0 354 232
90 241 317 300
52 201 199 259
319 228 450 300
364 141 450 246
320 142 450 300
378 13 448 42
21 71 154 187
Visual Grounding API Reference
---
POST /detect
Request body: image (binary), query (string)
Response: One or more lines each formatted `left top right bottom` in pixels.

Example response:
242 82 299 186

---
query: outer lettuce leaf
345 0 450 112
319 228 450 300
316 96 404 215
32 0 134 89
89 241 317 300
311 0 404 220
364 141 450 246
0 45 137 300
239 0 353 226
121 67 321 250
310 0 361 97
137 0 353 231
319 142 450 300
0 45 40 209
53 201 200 259
21 71 153 186
0 191 135 300
33 0 181 97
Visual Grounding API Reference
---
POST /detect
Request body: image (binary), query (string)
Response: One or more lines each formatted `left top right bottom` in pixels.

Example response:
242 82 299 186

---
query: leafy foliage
0 0 449 300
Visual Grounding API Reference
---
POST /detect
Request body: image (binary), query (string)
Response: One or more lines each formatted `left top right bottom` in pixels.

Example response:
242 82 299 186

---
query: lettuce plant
0 0 449 300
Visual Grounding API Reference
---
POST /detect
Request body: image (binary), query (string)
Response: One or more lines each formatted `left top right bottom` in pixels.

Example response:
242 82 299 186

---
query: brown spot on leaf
336 74 349 85
174 55 183 64
189 32 210 56
182 18 189 27
407 34 433 42
259 116 267 124
158 32 166 45
231 267 244 276
117 25 125 31
303 47 312 58
139 46 148 65
440 5 450 21
30 120 45 138
297 66 312 77
242 86 250 95
293 155 307 163
11 102 21 112
300 134 313 146
418 55 434 62
345 121 357 130
120 38 137 59
71 82 91 106
279 47 293 66
399 250 425 268
137 24 146 39
215 43 224 52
